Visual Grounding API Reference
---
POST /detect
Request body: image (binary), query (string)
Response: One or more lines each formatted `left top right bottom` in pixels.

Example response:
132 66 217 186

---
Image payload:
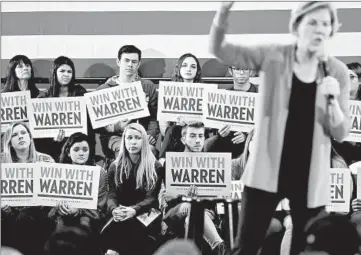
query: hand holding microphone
320 76 341 102
320 75 344 127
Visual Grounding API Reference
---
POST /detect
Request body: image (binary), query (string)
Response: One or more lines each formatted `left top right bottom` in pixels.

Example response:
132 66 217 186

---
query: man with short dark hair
180 121 205 153
96 45 159 161
228 67 258 93
205 67 258 159
162 121 228 255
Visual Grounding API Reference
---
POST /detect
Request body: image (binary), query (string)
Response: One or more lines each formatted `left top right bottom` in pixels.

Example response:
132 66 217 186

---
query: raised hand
221 1 234 11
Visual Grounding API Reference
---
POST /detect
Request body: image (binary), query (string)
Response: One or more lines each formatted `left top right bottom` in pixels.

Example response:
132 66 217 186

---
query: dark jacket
204 85 258 159
155 125 184 159
48 167 108 225
38 84 87 98
107 160 164 217
35 84 95 161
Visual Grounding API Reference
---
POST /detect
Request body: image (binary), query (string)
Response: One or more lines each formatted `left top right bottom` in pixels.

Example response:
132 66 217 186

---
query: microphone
321 61 334 102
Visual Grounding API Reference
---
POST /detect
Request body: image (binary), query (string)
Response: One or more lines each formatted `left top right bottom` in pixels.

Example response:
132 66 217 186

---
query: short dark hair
117 45 142 61
304 215 360 255
181 122 205 137
347 62 361 79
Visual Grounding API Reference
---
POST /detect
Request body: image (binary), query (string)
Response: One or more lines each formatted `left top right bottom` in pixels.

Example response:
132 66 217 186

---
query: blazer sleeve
328 62 351 142
107 163 119 215
209 21 271 71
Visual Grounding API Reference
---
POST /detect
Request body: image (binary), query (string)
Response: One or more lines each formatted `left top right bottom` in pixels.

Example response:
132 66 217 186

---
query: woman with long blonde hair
1 122 54 164
1 122 54 255
102 123 164 255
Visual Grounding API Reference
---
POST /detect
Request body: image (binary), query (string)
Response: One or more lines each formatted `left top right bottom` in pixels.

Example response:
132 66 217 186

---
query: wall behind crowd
2 1 361 91
2 1 361 158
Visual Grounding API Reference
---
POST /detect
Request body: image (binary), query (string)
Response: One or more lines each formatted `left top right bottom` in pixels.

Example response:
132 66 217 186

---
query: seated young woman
48 132 108 234
101 123 164 255
1 121 55 255
35 56 95 161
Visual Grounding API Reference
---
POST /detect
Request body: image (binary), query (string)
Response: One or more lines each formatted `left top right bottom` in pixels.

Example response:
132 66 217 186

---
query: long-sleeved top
48 166 108 222
209 21 351 208
95 75 159 157
107 160 164 216
1 151 55 218
35 84 95 161
204 85 258 159
155 125 184 159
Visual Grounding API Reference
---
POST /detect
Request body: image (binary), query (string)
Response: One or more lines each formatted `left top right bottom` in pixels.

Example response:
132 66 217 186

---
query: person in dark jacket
1 55 40 153
35 56 94 161
1 122 55 255
95 45 159 166
156 53 208 163
48 132 108 233
162 122 228 255
1 54 40 98
204 67 258 159
101 123 164 255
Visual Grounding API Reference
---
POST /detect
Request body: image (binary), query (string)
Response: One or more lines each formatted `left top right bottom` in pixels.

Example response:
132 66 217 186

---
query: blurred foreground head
303 215 361 255
44 225 97 255
1 247 23 255
153 239 201 255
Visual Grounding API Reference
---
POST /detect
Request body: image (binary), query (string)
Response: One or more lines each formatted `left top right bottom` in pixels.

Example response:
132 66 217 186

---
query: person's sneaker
105 249 119 255
214 242 228 255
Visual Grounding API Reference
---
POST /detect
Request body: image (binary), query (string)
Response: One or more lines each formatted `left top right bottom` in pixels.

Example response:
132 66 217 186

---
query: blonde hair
113 123 157 191
2 122 38 163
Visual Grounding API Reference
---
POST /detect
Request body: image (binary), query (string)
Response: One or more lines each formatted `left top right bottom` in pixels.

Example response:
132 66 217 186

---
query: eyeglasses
350 75 358 80
231 67 249 72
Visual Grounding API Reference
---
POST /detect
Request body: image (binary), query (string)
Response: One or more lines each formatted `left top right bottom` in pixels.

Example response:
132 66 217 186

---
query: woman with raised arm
209 2 350 255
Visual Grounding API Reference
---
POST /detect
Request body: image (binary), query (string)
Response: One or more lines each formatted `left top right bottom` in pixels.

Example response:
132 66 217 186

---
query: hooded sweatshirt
96 75 159 157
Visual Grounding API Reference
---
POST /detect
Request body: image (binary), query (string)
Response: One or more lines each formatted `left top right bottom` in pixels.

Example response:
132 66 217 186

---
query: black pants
101 218 155 255
231 186 326 255
16 207 54 255
1 212 17 248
